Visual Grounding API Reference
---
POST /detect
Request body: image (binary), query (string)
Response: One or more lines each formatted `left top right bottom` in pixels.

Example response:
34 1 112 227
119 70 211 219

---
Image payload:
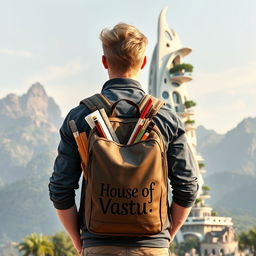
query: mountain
196 121 256 230
0 82 61 127
0 153 62 242
196 118 256 176
196 125 224 151
0 82 62 184
0 83 64 242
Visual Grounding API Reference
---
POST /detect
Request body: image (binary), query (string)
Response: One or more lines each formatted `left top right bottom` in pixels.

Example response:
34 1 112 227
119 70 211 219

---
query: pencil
92 116 107 138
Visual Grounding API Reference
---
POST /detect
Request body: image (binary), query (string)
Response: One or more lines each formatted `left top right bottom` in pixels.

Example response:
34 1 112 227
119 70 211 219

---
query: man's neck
108 70 140 80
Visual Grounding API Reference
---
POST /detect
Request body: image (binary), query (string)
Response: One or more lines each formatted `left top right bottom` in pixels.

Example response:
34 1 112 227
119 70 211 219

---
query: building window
173 92 181 104
164 78 167 84
162 91 169 99
204 249 208 256
212 249 216 255
172 82 180 87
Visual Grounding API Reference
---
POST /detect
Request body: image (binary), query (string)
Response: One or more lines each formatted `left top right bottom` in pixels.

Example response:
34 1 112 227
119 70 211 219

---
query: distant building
201 227 238 256
149 8 238 256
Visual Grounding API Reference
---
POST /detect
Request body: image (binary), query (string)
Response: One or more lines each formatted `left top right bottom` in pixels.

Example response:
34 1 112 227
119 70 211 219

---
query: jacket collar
101 78 145 93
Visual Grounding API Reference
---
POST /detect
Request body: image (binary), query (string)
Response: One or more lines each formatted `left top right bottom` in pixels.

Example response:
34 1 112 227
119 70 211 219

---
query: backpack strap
138 94 151 112
80 93 164 118
80 93 112 115
151 96 165 116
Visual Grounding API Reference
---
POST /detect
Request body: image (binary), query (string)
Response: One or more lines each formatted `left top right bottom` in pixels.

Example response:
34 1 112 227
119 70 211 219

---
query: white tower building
148 7 203 206
149 8 238 255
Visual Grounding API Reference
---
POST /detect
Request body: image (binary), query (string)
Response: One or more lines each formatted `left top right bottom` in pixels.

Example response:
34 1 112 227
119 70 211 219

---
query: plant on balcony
195 198 202 206
184 100 196 109
202 185 211 195
211 211 218 216
170 63 194 74
198 162 205 169
184 119 195 125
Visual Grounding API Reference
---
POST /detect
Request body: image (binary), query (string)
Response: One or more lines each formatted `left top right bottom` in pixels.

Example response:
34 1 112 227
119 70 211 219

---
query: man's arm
49 110 86 254
167 114 199 240
56 205 82 254
169 202 192 242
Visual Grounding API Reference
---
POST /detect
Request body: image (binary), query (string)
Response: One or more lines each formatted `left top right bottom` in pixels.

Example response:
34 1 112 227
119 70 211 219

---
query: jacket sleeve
167 115 199 208
48 111 82 210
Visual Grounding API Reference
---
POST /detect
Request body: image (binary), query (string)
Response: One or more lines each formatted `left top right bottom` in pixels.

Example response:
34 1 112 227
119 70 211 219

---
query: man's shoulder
67 103 90 120
62 101 91 132
152 102 185 141
158 104 183 126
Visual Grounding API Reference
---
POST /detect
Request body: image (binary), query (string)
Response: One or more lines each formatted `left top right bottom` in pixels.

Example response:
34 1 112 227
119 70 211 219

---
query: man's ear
102 55 108 69
141 56 147 70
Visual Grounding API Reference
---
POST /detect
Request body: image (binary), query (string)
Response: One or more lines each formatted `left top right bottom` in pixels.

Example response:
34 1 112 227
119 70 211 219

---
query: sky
0 0 255 134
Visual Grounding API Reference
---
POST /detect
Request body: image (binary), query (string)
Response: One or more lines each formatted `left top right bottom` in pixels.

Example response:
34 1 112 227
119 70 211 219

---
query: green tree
50 231 77 256
175 237 200 256
17 233 54 256
169 240 177 255
239 227 256 255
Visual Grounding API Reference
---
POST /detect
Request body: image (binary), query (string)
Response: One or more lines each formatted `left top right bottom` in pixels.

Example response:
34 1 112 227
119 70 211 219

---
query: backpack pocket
85 135 167 236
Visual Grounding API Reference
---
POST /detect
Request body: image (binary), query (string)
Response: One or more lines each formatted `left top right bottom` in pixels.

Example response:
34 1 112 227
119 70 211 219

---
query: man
49 23 198 256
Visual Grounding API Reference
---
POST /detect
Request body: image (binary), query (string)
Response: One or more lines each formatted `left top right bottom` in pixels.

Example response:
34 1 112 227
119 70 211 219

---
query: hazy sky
0 0 255 133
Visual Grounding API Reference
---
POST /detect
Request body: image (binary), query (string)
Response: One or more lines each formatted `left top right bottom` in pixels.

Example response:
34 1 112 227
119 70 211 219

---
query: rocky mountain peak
235 117 256 134
21 83 50 122
0 83 62 128
197 117 256 177
26 82 47 98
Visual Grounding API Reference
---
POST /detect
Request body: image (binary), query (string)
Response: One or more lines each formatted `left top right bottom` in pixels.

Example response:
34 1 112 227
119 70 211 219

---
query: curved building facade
148 8 238 255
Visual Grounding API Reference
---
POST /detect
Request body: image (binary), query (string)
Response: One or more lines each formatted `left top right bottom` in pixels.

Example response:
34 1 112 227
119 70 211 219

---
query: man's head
100 23 148 78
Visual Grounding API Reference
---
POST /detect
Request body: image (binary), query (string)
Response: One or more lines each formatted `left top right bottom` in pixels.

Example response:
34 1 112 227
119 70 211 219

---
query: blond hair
100 23 148 73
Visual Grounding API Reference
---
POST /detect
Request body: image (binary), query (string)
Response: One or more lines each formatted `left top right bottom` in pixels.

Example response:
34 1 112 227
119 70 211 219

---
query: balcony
196 154 204 163
184 119 195 132
185 123 195 132
179 109 195 118
169 63 193 83
184 216 233 226
200 194 211 200
173 47 192 58
170 71 192 83
200 169 207 174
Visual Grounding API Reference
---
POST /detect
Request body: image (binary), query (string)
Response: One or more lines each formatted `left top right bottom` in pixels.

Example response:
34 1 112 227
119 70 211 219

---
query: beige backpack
79 94 168 236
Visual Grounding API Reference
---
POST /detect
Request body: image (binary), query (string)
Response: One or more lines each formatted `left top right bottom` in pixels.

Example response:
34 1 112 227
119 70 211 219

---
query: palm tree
17 233 54 256
50 231 77 256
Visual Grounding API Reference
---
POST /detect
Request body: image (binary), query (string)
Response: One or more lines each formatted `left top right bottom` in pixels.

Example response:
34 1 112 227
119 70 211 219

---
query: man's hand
55 205 82 255
169 201 192 241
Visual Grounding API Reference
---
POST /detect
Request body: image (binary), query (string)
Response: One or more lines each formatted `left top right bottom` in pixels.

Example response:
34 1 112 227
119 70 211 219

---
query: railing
184 216 233 225
170 72 192 78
